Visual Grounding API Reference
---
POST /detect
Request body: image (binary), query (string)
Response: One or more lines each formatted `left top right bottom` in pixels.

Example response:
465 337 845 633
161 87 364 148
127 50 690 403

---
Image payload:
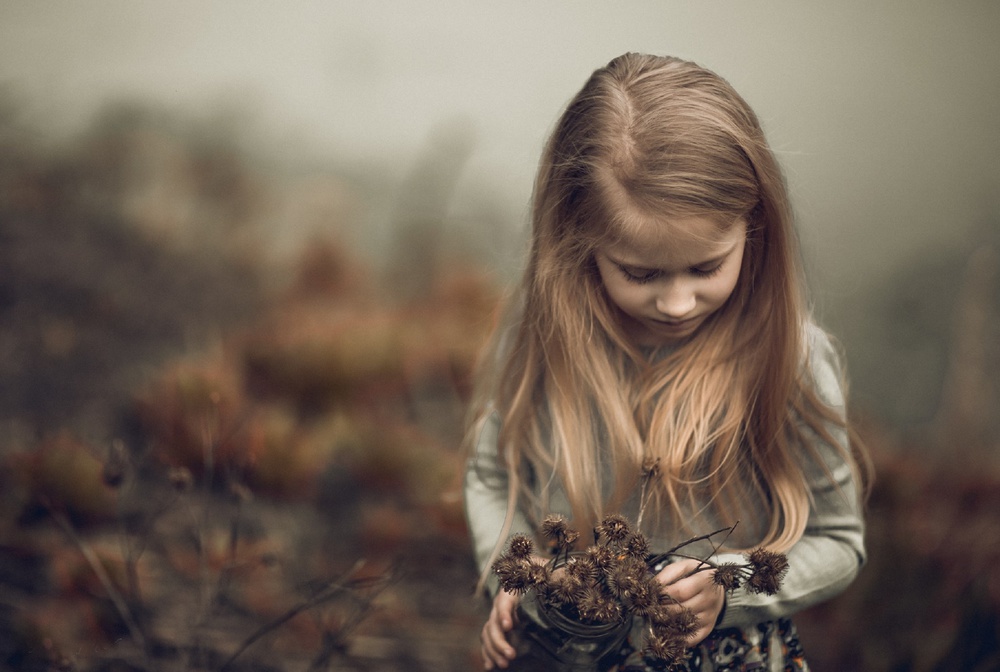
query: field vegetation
0 98 997 671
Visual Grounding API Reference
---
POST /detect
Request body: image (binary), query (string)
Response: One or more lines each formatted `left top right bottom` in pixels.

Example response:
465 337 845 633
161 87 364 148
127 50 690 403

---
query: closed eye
690 264 724 278
615 263 661 284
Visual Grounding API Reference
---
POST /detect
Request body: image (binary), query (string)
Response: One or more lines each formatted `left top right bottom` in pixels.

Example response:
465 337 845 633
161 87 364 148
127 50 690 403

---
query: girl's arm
463 411 535 589
715 325 866 628
465 412 537 669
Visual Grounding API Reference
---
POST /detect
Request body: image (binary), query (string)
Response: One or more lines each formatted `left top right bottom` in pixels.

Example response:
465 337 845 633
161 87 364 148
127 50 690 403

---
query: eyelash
617 266 659 284
616 263 723 284
692 264 724 279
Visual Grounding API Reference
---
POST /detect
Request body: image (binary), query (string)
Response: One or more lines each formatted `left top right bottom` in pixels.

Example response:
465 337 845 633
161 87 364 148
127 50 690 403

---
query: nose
655 280 696 319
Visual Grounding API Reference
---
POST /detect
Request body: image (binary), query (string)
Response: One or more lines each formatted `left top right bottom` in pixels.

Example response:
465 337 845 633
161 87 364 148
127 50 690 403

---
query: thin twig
305 569 395 672
123 487 183 599
645 525 734 568
635 459 661 534
218 559 369 672
636 474 651 533
213 488 246 603
113 447 145 629
686 521 738 577
655 524 745 585
200 419 215 609
186 418 217 671
48 507 149 660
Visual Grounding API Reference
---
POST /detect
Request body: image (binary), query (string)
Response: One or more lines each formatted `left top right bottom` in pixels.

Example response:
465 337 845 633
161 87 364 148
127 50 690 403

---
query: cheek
709 267 742 305
604 282 630 311
603 278 644 314
596 264 626 306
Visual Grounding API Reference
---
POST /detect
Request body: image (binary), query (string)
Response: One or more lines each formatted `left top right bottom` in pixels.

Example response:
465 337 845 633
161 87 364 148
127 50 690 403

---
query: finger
655 558 704 587
655 562 689 587
482 620 515 663
494 592 518 632
661 577 704 603
674 581 714 608
480 641 494 670
481 621 512 669
690 622 713 646
481 600 518 667
662 582 695 603
673 587 724 624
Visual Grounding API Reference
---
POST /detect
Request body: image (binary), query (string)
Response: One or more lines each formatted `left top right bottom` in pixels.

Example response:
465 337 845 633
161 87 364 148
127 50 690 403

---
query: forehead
604 213 745 265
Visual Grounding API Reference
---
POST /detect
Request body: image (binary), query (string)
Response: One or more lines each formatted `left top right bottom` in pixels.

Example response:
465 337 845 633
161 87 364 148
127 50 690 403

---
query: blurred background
0 2 998 670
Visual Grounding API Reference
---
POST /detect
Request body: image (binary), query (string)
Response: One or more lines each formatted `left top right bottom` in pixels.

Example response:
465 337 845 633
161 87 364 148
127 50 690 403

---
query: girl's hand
655 558 726 645
481 589 519 670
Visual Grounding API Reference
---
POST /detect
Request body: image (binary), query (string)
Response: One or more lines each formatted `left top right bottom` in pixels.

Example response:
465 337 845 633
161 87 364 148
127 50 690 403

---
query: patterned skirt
611 618 809 672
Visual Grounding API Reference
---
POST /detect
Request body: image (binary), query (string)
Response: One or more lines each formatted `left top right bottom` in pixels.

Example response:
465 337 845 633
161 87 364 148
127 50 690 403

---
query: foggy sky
2 1 998 423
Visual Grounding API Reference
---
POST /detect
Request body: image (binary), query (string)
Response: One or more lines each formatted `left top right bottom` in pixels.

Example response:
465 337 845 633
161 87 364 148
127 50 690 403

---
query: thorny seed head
644 632 688 666
649 604 699 640
647 603 674 627
596 514 631 545
747 548 790 576
624 579 657 616
575 585 601 622
748 569 782 595
745 547 789 596
712 562 746 591
606 558 645 599
492 556 533 595
641 457 661 479
541 514 569 541
624 532 650 560
584 544 615 571
506 534 534 559
577 585 621 624
525 562 550 588
519 510 787 640
566 556 599 584
667 607 699 639
549 574 585 606
623 556 649 579
595 593 623 623
492 555 518 581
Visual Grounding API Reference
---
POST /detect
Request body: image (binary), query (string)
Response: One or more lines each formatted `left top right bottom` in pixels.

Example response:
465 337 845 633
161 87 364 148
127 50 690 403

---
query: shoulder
801 320 846 410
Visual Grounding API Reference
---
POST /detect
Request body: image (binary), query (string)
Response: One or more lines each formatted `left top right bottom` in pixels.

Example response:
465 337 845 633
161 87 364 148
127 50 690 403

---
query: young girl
464 53 869 671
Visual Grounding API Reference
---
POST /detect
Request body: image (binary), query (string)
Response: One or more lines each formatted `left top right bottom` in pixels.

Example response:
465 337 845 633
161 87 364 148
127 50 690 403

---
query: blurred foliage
791 423 1000 671
0 97 265 440
0 92 998 672
0 94 493 671
8 432 119 527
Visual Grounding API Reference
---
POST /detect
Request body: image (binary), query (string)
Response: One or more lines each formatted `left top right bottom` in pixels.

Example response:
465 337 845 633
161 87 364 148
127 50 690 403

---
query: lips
643 316 706 341
651 317 698 328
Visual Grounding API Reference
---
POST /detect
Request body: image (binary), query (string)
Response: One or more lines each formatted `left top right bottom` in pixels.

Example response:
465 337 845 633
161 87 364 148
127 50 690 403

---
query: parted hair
468 53 868 572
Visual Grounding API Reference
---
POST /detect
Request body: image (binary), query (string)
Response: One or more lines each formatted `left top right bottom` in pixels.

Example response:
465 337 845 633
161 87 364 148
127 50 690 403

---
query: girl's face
594 215 746 346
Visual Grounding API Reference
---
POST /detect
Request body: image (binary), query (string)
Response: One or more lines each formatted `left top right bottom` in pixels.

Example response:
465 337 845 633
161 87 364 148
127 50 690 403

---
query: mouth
651 317 698 328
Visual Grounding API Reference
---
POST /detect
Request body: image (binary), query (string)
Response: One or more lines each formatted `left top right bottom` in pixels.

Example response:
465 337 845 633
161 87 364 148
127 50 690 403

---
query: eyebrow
607 242 739 271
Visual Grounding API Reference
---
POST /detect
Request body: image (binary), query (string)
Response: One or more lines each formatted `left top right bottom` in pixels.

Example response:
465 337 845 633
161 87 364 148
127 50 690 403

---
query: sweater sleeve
463 411 535 581
715 325 866 629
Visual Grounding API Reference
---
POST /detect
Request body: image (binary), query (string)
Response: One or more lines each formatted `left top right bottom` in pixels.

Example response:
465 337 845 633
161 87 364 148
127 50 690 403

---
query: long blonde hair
469 53 867 565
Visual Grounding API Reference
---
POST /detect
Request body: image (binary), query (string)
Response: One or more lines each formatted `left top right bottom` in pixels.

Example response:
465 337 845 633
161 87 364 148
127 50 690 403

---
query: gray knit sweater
463 323 866 629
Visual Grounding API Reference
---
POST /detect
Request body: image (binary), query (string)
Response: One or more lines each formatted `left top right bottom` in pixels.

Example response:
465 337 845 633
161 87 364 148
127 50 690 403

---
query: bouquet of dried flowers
491 464 789 670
